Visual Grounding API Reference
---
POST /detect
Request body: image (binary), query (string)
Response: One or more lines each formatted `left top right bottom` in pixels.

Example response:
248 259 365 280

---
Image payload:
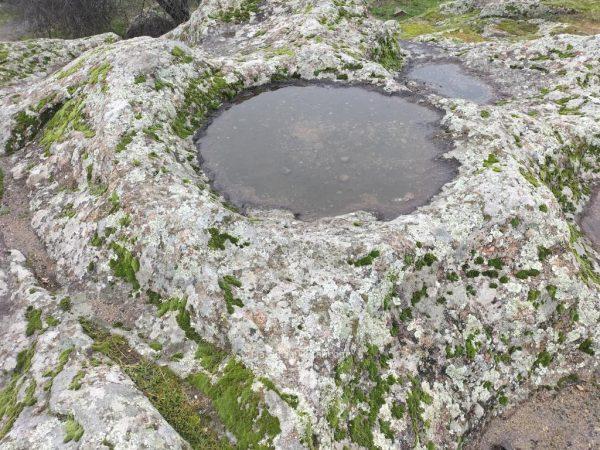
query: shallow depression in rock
407 62 495 104
196 85 457 220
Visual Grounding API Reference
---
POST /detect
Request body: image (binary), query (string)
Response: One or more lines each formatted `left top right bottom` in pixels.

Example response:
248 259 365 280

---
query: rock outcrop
0 0 598 448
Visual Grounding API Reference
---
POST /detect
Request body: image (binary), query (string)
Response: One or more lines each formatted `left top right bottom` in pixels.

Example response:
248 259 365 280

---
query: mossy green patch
348 250 380 267
188 359 281 449
218 275 244 314
172 46 193 64
372 34 404 71
69 371 85 390
259 377 299 409
40 97 95 151
210 0 261 23
25 306 43 336
368 0 444 20
207 227 240 250
328 345 398 448
63 415 84 443
578 338 595 355
0 167 4 203
88 62 111 87
108 242 140 290
172 70 241 139
115 130 136 153
496 19 539 39
0 344 37 439
79 319 231 449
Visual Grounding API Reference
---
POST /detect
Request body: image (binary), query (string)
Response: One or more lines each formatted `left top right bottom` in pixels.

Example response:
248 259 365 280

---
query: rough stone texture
0 0 598 449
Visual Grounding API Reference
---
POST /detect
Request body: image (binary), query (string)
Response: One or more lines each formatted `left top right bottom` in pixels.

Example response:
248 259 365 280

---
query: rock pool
197 84 456 220
407 62 495 104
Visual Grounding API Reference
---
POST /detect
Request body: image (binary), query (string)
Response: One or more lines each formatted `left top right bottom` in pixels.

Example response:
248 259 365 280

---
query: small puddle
581 188 600 250
407 62 495 104
197 84 456 220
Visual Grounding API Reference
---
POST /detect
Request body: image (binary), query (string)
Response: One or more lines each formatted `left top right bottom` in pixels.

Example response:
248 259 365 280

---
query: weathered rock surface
0 0 598 449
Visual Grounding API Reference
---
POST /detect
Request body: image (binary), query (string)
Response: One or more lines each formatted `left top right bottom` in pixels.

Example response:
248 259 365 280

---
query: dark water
581 188 600 250
407 63 494 104
197 85 456 220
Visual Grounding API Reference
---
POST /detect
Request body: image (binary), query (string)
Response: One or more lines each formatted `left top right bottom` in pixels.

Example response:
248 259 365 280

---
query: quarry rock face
0 0 598 448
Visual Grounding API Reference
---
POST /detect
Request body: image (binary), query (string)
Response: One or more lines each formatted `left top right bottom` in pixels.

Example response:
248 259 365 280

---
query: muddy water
197 84 456 220
407 62 495 104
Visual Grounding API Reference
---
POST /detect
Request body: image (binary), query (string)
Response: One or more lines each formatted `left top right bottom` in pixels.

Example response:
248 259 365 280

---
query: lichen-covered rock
0 0 598 449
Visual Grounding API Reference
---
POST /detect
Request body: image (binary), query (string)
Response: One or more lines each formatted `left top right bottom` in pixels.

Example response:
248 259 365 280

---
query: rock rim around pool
0 0 599 449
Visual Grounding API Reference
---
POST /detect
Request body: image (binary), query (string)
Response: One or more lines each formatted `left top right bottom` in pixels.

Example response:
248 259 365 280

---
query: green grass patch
188 360 281 449
496 19 539 39
0 344 37 439
79 319 231 449
368 0 445 20
63 415 84 443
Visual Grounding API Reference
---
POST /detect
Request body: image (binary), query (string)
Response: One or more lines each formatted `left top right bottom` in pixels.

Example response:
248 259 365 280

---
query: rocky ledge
0 0 598 449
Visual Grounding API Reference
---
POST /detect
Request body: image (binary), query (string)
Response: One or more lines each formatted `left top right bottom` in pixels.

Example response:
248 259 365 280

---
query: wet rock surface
0 0 599 449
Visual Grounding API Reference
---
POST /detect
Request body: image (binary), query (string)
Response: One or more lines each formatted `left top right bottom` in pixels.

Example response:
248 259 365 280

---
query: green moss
0 343 37 439
372 34 403 71
538 246 552 261
578 338 595 355
5 111 40 155
108 242 140 291
348 250 380 267
497 19 539 39
328 345 397 448
533 350 553 368
88 62 111 86
69 371 85 390
63 415 84 443
483 153 500 169
0 167 4 204
149 341 163 351
369 0 444 20
115 131 136 153
80 319 231 449
134 74 147 84
259 377 299 409
25 306 43 336
43 347 73 391
57 59 85 80
172 70 241 139
405 376 433 445
210 0 261 23
539 142 598 216
59 297 72 311
218 275 244 314
515 268 540 279
207 227 240 250
188 359 281 449
519 167 540 187
40 97 95 151
415 252 437 270
172 46 193 64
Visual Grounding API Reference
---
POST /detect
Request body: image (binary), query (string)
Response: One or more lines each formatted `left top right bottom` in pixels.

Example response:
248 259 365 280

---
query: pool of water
407 62 495 104
581 188 600 250
197 84 456 220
